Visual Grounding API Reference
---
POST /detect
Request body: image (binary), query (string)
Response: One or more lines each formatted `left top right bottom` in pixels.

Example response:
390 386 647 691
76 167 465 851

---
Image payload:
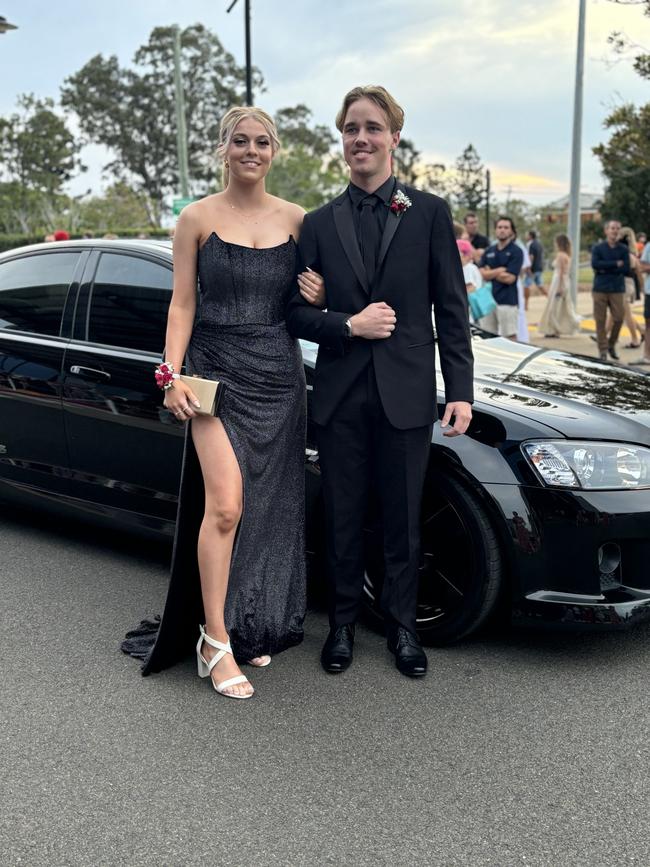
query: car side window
88 253 172 354
0 252 79 336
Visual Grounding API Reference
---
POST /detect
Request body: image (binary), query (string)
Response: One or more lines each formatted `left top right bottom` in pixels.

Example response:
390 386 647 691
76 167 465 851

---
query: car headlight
521 441 650 490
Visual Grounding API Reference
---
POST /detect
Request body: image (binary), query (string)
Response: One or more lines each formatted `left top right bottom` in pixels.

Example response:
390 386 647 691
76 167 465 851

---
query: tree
452 144 485 213
0 183 46 234
77 182 153 233
607 1 650 79
274 105 336 156
265 105 348 209
392 138 450 199
492 198 537 235
0 94 84 195
0 94 85 233
593 102 650 230
393 138 421 186
61 24 262 225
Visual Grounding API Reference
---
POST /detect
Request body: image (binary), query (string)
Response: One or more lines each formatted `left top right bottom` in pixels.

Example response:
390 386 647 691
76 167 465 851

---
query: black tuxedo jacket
286 182 474 430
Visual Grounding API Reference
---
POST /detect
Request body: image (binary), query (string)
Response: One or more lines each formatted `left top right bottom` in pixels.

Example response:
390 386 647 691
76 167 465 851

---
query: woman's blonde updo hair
618 226 637 248
217 106 281 187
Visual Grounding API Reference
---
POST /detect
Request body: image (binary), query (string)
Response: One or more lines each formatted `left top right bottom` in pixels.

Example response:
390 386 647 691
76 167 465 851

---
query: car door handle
69 365 111 381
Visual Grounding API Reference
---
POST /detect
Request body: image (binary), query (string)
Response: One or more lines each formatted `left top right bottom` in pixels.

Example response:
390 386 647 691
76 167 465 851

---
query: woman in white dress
539 233 581 338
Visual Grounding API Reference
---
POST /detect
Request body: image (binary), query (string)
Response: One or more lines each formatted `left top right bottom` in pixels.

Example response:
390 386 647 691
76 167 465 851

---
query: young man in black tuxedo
287 86 474 677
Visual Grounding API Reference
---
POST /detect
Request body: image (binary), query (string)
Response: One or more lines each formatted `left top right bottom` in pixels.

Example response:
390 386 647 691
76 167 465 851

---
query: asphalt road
3 505 650 867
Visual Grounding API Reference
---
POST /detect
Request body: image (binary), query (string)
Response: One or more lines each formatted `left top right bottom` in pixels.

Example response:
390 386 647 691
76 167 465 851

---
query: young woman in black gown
136 107 324 698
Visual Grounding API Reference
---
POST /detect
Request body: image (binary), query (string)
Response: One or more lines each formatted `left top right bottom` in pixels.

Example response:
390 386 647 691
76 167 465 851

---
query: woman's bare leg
191 415 253 697
623 298 642 344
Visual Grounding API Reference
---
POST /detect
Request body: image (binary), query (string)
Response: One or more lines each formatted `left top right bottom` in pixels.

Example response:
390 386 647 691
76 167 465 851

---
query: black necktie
359 196 379 285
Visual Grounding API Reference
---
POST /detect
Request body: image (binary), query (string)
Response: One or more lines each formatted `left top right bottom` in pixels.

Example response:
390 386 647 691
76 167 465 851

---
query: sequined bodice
196 232 296 326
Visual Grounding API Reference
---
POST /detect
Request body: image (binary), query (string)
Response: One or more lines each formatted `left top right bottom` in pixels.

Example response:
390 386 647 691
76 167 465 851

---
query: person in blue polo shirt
479 216 524 340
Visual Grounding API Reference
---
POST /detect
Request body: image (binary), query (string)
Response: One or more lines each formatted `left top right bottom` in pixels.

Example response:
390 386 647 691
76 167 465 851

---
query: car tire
363 469 503 646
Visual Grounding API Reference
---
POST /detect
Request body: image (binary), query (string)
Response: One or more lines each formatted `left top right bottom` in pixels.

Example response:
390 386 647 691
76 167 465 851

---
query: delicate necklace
226 196 268 224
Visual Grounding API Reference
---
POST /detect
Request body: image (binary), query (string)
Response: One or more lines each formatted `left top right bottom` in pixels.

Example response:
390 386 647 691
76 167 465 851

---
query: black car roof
0 238 174 259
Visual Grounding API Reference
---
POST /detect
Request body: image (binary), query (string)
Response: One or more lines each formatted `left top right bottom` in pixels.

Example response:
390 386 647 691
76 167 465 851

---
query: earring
224 160 229 167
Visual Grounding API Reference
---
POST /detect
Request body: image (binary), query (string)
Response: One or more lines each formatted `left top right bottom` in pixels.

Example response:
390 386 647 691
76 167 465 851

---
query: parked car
1 239 650 644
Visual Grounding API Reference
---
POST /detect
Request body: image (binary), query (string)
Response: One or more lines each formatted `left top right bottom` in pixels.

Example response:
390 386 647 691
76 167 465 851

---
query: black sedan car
1 238 649 644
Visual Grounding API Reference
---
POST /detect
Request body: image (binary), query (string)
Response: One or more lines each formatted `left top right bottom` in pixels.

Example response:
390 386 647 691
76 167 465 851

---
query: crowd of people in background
455 212 650 368
591 220 650 366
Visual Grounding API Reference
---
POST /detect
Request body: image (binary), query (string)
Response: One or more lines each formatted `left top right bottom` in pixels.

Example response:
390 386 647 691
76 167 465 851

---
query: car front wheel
363 469 503 645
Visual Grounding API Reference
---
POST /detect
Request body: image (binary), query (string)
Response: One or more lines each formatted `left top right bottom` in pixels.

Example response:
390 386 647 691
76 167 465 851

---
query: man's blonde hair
335 86 405 134
217 106 281 186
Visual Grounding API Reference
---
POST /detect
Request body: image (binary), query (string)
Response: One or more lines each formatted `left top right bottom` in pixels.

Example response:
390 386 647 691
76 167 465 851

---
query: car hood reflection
471 335 650 435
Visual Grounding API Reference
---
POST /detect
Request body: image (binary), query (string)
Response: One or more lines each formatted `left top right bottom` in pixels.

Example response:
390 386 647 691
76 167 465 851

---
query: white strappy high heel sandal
196 625 254 699
248 655 271 667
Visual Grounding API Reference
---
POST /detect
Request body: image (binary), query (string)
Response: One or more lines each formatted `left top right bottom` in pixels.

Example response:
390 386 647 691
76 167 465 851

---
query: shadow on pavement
0 498 171 566
3 497 649 663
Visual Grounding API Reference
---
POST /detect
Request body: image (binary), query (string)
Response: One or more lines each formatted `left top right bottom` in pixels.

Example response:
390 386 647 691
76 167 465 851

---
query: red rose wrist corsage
154 362 179 390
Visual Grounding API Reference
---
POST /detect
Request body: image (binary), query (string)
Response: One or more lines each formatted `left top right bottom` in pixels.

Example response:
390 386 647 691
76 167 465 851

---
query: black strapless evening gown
124 232 306 673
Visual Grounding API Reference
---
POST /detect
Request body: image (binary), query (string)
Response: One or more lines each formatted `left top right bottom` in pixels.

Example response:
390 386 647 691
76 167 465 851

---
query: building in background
544 193 602 225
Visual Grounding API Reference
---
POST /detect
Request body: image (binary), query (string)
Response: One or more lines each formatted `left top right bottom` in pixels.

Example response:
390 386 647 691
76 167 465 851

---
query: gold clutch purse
178 374 225 416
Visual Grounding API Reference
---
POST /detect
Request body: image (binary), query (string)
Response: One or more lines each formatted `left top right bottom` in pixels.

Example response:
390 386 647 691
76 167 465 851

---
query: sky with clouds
1 0 648 206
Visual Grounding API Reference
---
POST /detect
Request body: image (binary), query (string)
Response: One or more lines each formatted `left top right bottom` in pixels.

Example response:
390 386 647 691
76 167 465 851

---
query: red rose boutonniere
389 190 412 215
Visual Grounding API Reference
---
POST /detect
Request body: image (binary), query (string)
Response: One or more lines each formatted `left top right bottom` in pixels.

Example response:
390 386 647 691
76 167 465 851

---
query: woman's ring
175 410 185 416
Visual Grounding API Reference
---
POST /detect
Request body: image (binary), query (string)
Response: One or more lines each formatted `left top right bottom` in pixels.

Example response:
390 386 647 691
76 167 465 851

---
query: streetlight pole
227 0 253 105
567 0 587 305
0 16 18 34
173 25 190 199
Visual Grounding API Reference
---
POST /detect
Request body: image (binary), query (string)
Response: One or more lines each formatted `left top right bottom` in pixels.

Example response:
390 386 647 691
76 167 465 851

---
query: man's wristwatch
344 318 353 339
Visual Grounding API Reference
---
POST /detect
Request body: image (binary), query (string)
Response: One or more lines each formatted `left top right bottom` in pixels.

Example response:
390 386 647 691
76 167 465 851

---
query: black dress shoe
608 346 620 361
387 627 428 677
321 624 355 673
